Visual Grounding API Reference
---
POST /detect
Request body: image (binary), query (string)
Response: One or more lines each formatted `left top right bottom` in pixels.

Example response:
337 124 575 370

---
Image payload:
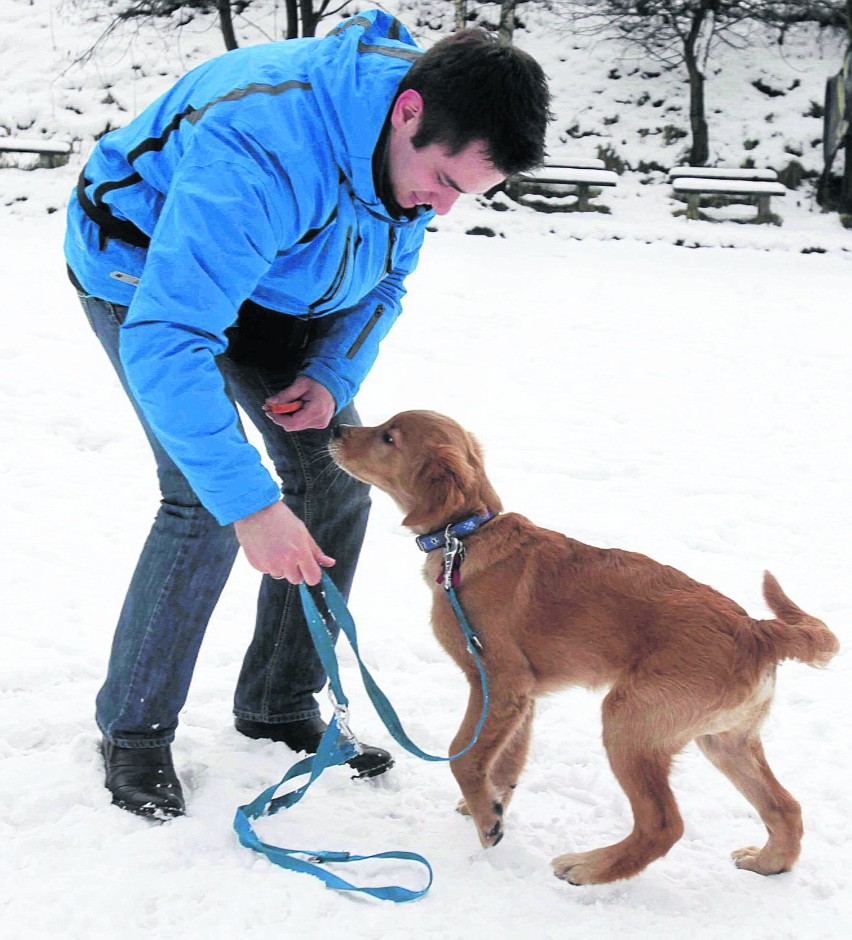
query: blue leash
234 565 489 902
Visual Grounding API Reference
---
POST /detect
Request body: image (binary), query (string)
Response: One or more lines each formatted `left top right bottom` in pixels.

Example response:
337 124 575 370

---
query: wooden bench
505 161 619 212
0 138 72 168
669 167 786 223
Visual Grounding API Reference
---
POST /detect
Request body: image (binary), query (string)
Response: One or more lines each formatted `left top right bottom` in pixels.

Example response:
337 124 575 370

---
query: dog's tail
757 571 839 668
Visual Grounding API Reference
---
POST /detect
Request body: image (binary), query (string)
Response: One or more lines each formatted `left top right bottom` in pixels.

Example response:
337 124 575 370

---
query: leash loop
234 570 487 902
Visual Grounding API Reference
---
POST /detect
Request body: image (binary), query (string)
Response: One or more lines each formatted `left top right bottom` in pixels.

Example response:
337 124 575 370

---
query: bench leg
575 184 590 212
37 154 69 169
755 194 772 223
686 193 700 220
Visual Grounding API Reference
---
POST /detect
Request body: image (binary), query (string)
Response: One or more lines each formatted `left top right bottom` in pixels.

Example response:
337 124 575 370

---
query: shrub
663 125 687 145
777 160 807 189
597 143 627 173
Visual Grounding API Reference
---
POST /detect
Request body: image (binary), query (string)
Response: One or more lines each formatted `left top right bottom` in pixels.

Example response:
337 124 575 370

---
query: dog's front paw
477 801 504 847
481 817 504 847
456 798 470 816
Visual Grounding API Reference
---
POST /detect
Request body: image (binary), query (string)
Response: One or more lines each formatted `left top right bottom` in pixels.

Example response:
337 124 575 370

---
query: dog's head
330 410 502 532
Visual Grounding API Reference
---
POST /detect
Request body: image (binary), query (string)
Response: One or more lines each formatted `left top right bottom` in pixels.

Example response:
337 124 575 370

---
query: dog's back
439 514 838 698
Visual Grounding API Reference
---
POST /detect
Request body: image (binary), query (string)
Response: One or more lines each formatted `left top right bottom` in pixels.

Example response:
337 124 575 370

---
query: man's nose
432 189 460 216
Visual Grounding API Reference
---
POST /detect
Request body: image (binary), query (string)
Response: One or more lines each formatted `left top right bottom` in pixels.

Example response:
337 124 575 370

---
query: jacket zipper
310 228 352 312
346 304 384 360
384 227 397 275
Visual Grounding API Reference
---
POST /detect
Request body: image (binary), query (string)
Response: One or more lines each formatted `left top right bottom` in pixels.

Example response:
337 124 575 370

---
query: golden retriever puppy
329 410 838 885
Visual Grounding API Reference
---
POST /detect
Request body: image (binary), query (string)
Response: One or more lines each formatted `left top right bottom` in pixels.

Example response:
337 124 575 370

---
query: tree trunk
843 135 852 212
683 4 710 166
285 0 299 39
217 0 238 51
684 53 708 165
454 0 467 32
842 5 852 209
300 0 318 38
498 0 515 43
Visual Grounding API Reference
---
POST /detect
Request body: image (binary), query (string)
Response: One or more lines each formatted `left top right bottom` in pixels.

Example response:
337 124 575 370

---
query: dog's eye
382 431 395 445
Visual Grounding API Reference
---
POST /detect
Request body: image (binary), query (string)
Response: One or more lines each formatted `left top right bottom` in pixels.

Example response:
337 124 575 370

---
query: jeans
77 292 371 748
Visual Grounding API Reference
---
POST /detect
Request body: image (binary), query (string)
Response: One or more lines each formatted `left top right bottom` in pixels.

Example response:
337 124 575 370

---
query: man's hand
234 501 335 585
263 375 336 431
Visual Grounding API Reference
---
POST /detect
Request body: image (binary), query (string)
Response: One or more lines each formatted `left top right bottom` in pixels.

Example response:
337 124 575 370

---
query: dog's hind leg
451 685 533 848
553 684 685 885
696 729 802 875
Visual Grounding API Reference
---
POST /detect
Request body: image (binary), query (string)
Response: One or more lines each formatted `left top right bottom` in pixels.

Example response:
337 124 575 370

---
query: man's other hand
234 501 335 585
263 375 335 431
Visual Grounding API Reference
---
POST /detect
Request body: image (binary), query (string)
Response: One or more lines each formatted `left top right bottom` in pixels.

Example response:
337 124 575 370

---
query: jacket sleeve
119 154 304 525
300 220 428 410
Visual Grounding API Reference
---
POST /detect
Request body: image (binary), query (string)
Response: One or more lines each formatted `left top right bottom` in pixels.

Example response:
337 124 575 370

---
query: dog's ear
402 442 475 528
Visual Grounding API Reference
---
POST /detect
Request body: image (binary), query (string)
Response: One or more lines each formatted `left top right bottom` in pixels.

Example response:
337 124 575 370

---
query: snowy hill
2 0 851 250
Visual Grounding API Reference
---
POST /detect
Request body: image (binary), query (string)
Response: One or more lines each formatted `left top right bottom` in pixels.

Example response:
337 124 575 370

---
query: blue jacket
65 11 432 524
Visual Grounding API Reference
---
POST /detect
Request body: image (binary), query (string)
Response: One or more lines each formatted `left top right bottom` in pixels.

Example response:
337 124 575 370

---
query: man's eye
382 431 395 445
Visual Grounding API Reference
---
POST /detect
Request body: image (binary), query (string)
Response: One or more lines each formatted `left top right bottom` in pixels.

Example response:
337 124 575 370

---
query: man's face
385 90 506 216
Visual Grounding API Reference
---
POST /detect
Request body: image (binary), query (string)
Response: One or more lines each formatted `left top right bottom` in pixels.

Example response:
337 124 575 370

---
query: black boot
102 738 185 819
235 716 394 780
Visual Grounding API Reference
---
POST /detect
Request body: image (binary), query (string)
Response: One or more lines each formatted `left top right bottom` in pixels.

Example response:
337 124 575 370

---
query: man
65 9 550 818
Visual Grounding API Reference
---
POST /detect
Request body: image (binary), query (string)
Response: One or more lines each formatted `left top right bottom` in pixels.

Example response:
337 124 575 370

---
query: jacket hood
306 11 422 215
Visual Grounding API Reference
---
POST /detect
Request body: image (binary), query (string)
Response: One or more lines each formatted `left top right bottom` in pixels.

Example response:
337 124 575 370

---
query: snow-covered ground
1 2 850 938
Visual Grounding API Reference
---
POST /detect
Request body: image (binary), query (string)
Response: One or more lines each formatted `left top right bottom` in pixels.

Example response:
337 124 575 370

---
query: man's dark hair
398 29 551 176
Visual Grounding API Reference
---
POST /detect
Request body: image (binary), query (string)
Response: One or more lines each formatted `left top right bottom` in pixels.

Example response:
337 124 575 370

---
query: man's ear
390 88 424 134
402 443 474 528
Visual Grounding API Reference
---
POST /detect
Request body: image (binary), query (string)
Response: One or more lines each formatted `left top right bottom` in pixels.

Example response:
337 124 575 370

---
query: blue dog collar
415 511 497 553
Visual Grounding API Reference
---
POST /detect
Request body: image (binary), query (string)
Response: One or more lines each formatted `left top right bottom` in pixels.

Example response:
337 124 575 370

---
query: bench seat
669 166 779 183
0 138 72 168
542 158 606 171
672 178 786 197
518 166 618 188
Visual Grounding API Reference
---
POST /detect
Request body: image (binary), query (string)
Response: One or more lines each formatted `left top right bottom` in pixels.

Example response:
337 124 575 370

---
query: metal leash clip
442 528 466 591
327 687 361 752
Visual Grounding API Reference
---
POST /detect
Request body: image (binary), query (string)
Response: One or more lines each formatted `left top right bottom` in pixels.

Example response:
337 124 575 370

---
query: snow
672 177 785 194
0 138 71 153
668 167 781 180
1 2 850 938
521 166 619 184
